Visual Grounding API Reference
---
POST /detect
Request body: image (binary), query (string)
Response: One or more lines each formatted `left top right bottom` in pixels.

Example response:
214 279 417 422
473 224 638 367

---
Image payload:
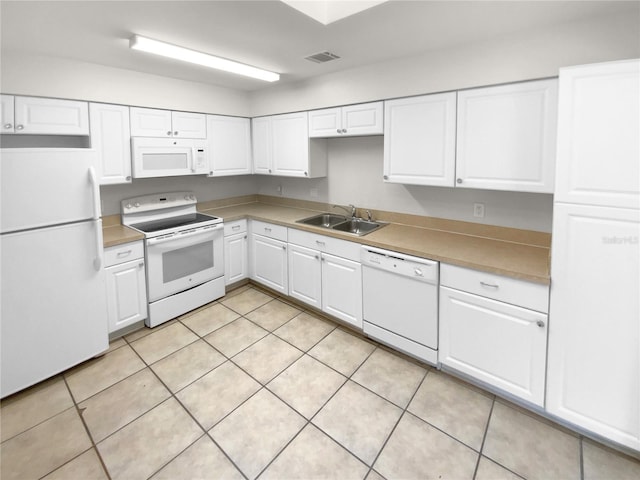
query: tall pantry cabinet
546 59 640 452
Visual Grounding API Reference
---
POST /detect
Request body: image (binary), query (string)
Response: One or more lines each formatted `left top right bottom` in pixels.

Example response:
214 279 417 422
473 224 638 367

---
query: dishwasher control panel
361 246 438 284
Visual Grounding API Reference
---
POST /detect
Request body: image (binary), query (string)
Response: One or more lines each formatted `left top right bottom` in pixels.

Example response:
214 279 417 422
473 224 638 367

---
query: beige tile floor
2 284 639 480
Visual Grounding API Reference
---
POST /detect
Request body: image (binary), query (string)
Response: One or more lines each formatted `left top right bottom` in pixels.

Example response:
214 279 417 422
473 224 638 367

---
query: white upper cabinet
90 103 132 185
309 102 383 137
455 79 558 193
383 92 457 186
207 115 251 177
1 95 89 135
130 107 206 138
252 112 327 178
554 60 639 209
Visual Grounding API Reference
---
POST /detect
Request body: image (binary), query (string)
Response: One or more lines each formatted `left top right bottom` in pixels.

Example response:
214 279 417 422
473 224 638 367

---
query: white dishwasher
361 246 439 365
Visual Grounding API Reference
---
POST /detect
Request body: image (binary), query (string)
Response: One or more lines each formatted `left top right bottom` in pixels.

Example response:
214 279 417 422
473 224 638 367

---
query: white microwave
131 137 209 178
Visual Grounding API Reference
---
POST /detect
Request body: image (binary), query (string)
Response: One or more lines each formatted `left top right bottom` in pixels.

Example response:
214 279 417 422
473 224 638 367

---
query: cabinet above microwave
131 137 209 178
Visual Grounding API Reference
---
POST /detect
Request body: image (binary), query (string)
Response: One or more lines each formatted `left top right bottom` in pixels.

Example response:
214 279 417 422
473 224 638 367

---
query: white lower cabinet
321 253 362 328
224 220 248 286
287 228 362 328
104 241 147 333
249 221 288 294
439 264 549 406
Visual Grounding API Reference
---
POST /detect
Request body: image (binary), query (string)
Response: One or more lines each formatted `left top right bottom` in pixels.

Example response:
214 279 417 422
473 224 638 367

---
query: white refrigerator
1 149 108 398
546 60 640 451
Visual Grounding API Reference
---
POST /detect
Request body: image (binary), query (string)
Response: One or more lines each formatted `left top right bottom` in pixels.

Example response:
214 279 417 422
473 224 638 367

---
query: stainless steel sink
297 213 386 236
297 213 348 228
331 218 385 236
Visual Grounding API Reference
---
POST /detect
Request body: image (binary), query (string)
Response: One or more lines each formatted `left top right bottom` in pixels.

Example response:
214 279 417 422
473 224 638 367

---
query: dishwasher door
361 246 439 364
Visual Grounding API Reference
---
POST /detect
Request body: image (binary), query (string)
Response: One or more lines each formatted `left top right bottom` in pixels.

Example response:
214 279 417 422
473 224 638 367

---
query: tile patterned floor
2 285 639 480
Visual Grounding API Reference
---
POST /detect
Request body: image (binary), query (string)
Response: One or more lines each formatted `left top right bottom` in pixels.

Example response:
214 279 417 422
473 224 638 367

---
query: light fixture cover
129 35 280 82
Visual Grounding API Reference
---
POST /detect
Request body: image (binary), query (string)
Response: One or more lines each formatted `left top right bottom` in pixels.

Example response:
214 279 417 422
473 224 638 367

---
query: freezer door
0 149 99 233
1 220 108 397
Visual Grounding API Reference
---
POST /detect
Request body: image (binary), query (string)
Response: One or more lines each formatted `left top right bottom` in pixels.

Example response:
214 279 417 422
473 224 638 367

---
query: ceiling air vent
305 51 340 63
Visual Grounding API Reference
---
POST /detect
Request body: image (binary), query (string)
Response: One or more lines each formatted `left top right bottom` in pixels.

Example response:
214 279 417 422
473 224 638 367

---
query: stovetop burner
131 212 219 234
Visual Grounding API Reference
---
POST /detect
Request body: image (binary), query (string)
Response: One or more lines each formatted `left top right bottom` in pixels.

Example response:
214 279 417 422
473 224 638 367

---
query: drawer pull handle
480 281 499 289
265 227 272 232
536 320 546 328
232 225 241 231
316 240 325 246
117 250 132 257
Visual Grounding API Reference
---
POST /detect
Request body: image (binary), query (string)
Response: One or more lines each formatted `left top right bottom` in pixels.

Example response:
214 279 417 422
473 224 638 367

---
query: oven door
146 224 223 302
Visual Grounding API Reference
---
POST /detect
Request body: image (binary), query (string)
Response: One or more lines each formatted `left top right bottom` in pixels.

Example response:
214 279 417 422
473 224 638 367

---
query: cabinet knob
3 123 12 129
167 131 172 136
536 320 546 328
336 129 341 134
383 175 389 180
304 171 308 176
126 175 132 181
268 169 272 173
15 124 24 131
341 129 347 133
174 131 179 136
209 171 213 175
315 255 319 260
456 178 463 184
282 245 286 250
138 262 144 268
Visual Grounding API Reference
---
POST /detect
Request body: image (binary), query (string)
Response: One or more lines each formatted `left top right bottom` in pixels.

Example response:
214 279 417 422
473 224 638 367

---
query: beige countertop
102 199 551 284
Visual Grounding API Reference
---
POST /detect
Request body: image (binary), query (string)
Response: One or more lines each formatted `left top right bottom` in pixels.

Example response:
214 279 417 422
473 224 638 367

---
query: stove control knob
134 202 140 208
189 194 195 200
184 195 190 200
125 203 132 209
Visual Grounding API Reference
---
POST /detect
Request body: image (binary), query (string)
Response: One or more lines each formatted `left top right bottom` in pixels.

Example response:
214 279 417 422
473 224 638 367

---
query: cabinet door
288 244 322 309
309 108 341 137
252 116 272 174
456 79 558 193
383 93 456 186
321 253 362 328
555 60 639 208
272 112 309 177
439 286 548 406
251 233 288 294
130 107 172 137
547 203 639 451
1 94 14 133
224 232 248 286
208 115 251 176
105 259 148 333
171 111 207 139
90 103 132 185
14 96 89 135
342 102 383 136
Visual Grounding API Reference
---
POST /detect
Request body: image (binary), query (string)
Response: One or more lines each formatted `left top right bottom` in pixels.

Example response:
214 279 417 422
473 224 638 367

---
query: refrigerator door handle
88 167 101 220
93 219 104 271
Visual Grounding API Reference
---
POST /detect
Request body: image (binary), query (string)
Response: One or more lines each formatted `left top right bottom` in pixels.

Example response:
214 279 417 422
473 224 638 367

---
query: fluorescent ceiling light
129 35 280 82
281 0 388 25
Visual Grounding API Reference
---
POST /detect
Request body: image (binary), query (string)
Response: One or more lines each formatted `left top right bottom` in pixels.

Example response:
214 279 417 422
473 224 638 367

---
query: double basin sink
297 213 386 236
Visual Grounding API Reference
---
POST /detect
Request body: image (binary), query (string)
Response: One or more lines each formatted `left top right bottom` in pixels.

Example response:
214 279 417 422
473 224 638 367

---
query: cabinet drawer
440 263 549 313
104 241 144 267
251 220 287 242
288 228 360 261
224 219 247 236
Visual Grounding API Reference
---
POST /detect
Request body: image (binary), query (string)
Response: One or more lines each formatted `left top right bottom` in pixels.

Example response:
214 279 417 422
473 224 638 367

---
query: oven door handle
147 224 222 246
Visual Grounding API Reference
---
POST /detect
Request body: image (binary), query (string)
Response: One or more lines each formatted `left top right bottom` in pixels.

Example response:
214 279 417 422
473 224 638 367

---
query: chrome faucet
333 204 356 217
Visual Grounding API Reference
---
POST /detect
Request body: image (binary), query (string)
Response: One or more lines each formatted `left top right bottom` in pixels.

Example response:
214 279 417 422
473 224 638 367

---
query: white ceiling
1 1 637 91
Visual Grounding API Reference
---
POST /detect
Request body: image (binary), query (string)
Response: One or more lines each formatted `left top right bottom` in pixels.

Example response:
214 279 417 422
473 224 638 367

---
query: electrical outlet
473 203 485 218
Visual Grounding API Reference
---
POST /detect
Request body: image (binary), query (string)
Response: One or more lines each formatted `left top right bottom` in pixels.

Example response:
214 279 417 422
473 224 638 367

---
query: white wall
100 175 258 216
249 12 640 116
257 136 554 232
0 53 250 116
